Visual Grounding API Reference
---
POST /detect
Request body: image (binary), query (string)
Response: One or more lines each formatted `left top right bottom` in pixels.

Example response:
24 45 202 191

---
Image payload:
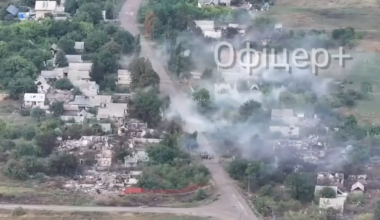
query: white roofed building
24 93 46 108
74 42 85 53
69 63 93 71
35 1 57 19
68 70 91 81
117 70 131 86
65 55 83 63
194 20 222 39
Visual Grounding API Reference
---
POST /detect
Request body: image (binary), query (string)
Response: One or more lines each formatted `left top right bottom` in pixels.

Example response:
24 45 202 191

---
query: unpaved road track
120 1 259 220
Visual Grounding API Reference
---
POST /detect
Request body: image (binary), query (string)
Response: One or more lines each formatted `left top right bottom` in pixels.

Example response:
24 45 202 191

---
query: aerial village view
0 0 379 219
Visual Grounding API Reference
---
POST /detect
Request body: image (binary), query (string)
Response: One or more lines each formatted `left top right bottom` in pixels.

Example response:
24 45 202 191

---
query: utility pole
247 175 250 195
112 0 115 21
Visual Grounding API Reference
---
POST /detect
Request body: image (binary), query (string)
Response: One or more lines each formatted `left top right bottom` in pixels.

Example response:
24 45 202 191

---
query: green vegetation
139 0 232 40
138 134 210 190
0 0 135 97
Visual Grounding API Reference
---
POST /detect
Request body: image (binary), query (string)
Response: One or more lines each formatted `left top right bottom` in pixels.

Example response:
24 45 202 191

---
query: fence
124 184 204 195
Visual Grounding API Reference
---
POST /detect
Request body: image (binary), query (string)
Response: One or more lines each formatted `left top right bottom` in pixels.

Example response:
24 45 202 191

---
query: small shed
351 182 365 195
6 5 19 16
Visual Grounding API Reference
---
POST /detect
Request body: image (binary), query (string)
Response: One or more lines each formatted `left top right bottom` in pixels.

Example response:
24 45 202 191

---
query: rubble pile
64 170 140 195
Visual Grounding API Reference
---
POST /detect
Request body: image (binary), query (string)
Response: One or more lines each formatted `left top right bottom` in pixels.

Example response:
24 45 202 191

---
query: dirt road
119 1 259 220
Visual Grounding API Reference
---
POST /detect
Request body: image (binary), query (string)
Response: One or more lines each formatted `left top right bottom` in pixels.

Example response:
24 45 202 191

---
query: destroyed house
317 172 344 186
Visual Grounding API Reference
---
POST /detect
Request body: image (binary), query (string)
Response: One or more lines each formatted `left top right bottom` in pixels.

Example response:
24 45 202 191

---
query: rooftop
24 93 45 102
74 42 85 50
41 68 66 79
68 70 90 81
69 63 93 71
271 109 294 118
35 1 57 11
66 55 83 63
97 103 128 119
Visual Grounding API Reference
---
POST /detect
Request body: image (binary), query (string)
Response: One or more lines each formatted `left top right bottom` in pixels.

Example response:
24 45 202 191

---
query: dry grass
266 0 380 42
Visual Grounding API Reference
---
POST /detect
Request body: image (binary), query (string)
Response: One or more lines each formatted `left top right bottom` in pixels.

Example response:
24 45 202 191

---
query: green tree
57 35 75 53
100 40 121 56
3 159 27 180
7 77 37 99
90 58 105 84
48 152 79 176
0 56 37 81
30 107 46 121
14 143 40 159
134 34 141 57
35 131 57 156
76 3 103 24
147 144 177 164
55 50 68 67
95 50 119 74
20 156 45 174
54 78 73 90
22 126 36 140
228 159 249 181
193 88 210 107
129 91 162 126
128 57 160 89
285 173 314 202
21 49 52 71
49 101 64 117
239 100 262 120
85 30 109 52
113 30 135 54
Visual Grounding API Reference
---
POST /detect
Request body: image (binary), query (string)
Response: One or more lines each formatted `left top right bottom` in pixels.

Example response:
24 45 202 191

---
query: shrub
195 189 207 201
12 207 26 216
2 127 22 139
22 126 36 140
319 187 336 198
19 108 30 116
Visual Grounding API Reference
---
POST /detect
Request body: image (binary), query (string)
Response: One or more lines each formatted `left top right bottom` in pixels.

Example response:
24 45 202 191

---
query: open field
267 0 380 30
265 0 380 49
0 210 214 220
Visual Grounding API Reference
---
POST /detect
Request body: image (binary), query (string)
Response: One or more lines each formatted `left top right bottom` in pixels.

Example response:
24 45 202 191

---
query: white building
117 70 131 86
198 0 231 6
69 63 93 72
194 20 222 39
24 93 46 108
34 1 57 19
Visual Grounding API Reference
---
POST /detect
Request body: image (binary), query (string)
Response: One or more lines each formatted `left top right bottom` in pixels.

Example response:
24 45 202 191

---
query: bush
195 189 207 201
12 207 26 216
54 78 74 90
347 193 364 205
259 185 274 197
319 187 337 198
0 139 16 151
2 127 22 139
19 108 30 116
252 196 275 217
22 126 36 140
3 159 28 180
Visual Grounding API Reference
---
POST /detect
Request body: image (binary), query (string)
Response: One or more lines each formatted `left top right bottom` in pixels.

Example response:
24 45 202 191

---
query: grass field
265 0 380 50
